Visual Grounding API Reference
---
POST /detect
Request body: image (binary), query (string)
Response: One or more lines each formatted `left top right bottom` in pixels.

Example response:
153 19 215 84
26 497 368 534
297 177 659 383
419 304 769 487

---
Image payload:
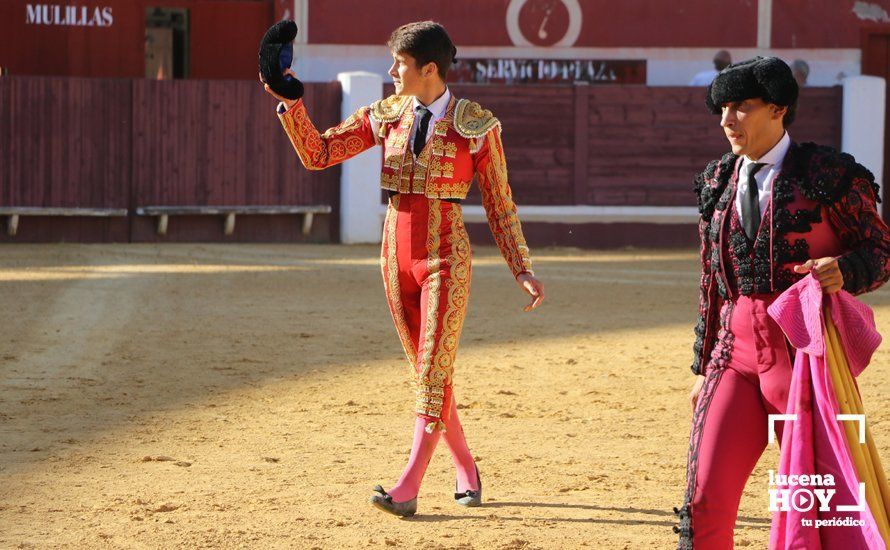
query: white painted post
291 1 309 82
842 76 886 212
757 0 772 49
337 71 384 243
292 0 308 43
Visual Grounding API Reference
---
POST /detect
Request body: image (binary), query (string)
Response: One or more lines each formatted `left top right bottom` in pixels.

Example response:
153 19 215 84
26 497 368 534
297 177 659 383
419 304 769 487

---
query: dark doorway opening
145 7 189 79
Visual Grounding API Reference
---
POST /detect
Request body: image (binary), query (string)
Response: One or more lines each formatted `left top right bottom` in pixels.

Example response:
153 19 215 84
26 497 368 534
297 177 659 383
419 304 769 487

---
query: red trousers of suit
685 294 794 549
379 193 472 427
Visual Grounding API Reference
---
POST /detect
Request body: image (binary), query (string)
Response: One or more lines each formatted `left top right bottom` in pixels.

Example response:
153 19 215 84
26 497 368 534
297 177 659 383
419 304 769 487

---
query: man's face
720 97 786 157
389 51 424 96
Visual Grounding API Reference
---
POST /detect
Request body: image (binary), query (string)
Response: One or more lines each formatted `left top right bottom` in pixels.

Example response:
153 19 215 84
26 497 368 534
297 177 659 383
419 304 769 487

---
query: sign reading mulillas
450 58 646 84
26 4 114 27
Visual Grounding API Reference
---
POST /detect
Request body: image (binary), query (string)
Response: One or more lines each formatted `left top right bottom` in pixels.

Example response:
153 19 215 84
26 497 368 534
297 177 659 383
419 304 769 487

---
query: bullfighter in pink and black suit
674 56 890 549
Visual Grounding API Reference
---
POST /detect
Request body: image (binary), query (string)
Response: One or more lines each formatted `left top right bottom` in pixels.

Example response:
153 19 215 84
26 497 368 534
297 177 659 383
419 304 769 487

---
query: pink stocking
442 396 479 492
386 417 442 502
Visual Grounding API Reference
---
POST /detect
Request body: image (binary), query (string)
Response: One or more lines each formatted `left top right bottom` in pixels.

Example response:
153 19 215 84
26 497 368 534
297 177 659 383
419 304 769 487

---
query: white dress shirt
366 87 452 155
735 131 792 224
408 88 451 154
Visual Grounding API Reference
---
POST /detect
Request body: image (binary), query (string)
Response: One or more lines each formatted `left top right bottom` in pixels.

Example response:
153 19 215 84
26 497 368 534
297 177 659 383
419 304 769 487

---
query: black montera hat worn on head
258 20 305 100
705 56 799 114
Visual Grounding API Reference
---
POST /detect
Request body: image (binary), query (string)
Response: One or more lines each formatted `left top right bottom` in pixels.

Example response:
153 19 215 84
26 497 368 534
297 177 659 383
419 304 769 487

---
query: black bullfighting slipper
454 463 482 507
369 485 417 518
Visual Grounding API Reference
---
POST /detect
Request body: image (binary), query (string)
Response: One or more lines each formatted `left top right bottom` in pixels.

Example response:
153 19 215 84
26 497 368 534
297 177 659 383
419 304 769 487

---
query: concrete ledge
0 207 128 236
136 205 331 236
0 207 128 216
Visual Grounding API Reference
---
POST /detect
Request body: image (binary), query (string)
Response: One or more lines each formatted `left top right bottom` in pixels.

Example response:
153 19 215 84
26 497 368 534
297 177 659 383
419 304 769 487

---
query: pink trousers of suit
688 293 794 549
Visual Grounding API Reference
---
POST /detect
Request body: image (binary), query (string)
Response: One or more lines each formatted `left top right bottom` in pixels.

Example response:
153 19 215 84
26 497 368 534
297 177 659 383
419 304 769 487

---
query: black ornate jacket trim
826 170 890 296
690 142 890 374
690 154 737 375
674 301 736 547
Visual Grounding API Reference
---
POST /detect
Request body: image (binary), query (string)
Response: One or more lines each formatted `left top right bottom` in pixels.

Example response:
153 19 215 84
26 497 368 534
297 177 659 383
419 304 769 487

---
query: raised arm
277 100 378 171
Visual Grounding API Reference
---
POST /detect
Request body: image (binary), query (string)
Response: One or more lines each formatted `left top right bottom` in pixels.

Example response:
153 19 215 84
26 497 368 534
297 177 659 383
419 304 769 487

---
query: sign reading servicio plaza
450 58 646 85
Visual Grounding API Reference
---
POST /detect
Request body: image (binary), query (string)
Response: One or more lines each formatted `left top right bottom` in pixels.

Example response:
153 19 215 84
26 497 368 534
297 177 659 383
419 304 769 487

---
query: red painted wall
0 1 140 77
2 0 882 81
0 0 273 79
308 0 755 48
773 0 890 48
308 0 887 49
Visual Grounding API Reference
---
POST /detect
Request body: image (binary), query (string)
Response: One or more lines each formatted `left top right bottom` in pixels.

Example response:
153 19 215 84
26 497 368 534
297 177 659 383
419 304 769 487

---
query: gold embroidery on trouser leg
381 196 416 367
415 204 472 432
416 201 443 424
436 206 471 390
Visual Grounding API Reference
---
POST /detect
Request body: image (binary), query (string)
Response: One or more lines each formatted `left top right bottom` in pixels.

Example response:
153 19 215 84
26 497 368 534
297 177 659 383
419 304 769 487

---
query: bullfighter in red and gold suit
262 21 544 518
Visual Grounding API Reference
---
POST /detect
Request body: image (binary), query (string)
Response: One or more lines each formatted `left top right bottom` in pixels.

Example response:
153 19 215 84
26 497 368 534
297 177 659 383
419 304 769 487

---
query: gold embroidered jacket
278 94 533 277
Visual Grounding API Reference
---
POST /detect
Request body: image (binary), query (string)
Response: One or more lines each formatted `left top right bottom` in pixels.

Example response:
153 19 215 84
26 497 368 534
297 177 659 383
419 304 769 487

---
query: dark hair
387 21 456 80
713 50 732 72
781 102 797 128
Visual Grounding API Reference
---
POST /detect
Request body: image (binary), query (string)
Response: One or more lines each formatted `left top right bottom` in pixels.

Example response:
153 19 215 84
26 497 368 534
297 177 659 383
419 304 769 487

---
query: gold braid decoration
454 99 501 139
380 195 417 367
370 94 412 124
417 205 472 433
416 201 444 422
278 101 374 170
435 206 471 381
477 128 533 277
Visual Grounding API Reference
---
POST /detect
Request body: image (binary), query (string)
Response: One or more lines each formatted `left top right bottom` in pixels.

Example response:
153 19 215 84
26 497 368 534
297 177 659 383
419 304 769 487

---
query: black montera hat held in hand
706 56 798 114
259 20 305 100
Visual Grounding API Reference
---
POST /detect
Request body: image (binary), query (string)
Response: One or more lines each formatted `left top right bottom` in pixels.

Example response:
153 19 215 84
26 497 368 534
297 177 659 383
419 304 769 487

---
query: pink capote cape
767 274 890 549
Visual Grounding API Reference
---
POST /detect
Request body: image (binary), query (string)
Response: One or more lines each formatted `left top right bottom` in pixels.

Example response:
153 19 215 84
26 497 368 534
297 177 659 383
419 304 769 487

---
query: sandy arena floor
2 243 890 549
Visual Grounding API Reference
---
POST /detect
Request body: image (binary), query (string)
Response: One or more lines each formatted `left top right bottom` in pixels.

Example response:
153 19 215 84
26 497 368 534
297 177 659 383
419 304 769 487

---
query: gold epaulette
370 94 411 124
454 99 500 138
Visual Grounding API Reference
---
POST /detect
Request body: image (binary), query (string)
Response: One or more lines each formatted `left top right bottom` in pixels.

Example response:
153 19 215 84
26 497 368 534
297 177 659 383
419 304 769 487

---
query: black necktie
742 162 767 240
413 106 432 157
